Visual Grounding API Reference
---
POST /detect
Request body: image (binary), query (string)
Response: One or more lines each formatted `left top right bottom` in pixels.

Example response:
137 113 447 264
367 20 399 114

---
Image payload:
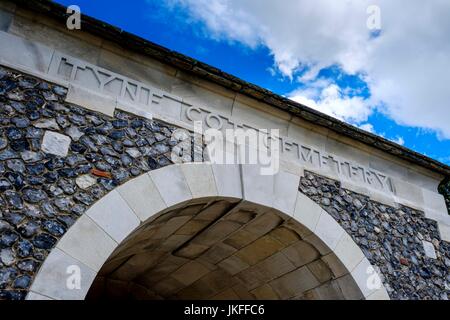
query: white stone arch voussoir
26 163 390 300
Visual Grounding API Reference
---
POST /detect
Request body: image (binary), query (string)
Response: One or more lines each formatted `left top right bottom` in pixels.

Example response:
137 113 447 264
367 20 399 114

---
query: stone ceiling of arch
87 200 359 300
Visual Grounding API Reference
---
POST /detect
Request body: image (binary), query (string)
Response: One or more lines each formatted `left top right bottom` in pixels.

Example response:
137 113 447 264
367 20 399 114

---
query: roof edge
9 0 450 177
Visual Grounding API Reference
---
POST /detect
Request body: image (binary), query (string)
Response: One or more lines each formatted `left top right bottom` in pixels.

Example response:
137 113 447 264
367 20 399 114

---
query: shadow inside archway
86 198 361 300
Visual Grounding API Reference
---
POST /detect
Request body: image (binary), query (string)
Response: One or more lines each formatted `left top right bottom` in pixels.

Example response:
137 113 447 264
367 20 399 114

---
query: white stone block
65 126 84 142
368 188 397 208
0 31 54 73
75 174 97 189
151 95 182 121
279 159 305 177
26 291 54 301
117 173 168 222
0 248 14 266
406 168 443 193
369 155 408 182
241 164 274 208
172 71 235 117
66 84 116 117
149 165 192 207
211 164 243 199
41 131 71 157
325 136 370 168
287 121 328 152
350 258 380 298
231 99 289 136
334 232 365 273
424 208 450 226
86 190 140 243
340 180 369 198
392 178 424 207
272 170 300 216
57 215 117 272
438 222 450 242
422 188 448 213
181 163 218 198
34 119 60 130
292 192 322 233
11 15 101 64
203 135 235 165
366 287 390 300
28 248 96 300
422 240 437 259
314 212 344 251
116 99 153 120
97 46 178 92
424 210 450 242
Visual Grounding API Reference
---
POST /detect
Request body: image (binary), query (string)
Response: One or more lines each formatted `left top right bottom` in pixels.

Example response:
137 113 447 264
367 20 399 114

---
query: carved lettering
186 107 202 122
49 53 181 109
47 52 396 194
301 147 313 164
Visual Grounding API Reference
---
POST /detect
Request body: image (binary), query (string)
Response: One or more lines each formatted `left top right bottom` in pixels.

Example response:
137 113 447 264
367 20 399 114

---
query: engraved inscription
47 52 395 194
48 52 180 107
183 106 395 193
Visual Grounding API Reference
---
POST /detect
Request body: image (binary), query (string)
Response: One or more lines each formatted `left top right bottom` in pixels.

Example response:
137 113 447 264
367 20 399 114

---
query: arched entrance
26 163 389 300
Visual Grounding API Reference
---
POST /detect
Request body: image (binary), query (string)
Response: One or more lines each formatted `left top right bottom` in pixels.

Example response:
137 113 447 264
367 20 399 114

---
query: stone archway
25 163 389 300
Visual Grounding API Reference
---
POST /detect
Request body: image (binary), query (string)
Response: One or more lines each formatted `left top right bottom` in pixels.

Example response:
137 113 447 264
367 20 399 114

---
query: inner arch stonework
86 199 357 300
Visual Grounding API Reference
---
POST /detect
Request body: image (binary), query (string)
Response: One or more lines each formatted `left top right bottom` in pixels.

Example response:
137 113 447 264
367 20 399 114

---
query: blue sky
55 0 450 165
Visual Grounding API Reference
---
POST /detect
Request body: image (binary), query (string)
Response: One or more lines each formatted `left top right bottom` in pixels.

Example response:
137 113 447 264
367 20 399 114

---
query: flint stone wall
300 171 450 300
0 66 183 300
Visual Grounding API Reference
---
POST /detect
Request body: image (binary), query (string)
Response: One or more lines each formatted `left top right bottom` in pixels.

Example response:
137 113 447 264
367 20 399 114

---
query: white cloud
438 156 450 164
392 136 405 146
166 0 450 139
289 79 372 123
358 123 406 146
358 123 375 133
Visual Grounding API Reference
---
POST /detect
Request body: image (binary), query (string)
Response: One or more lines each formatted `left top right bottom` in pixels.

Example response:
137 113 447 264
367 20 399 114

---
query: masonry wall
299 172 449 300
0 0 449 300
0 65 448 301
0 66 181 299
